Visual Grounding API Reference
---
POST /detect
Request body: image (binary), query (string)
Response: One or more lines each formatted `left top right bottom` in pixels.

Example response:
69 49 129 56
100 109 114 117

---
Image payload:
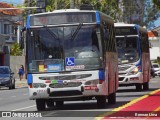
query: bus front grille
49 90 82 97
49 82 82 88
39 74 92 80
119 77 125 81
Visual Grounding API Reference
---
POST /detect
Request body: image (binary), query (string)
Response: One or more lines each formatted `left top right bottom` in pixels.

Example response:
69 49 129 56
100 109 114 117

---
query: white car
155 70 160 76
152 63 160 76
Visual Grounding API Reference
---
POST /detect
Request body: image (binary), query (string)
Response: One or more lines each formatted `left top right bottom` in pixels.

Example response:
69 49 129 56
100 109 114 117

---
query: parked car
152 63 160 76
155 70 160 77
0 66 15 89
151 64 156 78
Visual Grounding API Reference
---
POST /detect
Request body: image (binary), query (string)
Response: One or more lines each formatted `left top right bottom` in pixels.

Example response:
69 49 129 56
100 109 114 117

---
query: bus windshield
27 24 102 73
116 36 139 64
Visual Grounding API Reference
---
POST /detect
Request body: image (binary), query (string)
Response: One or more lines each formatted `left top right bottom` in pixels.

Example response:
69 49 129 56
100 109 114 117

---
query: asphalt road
0 77 160 120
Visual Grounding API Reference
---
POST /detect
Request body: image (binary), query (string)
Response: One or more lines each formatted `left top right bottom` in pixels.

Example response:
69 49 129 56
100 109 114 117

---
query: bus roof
29 9 97 16
26 9 114 28
114 23 147 33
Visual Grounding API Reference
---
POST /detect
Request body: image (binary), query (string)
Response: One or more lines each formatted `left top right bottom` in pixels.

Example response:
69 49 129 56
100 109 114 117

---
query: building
0 2 22 66
148 26 160 61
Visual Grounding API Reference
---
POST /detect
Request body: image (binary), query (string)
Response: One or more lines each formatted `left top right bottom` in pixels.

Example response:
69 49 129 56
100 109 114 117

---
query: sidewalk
15 79 28 88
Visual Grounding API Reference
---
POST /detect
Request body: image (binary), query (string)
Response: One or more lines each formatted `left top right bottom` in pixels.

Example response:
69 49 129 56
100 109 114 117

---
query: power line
0 7 39 10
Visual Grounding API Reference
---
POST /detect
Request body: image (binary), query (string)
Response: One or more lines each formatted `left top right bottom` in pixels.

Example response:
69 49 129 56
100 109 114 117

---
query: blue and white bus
114 23 150 91
22 9 118 110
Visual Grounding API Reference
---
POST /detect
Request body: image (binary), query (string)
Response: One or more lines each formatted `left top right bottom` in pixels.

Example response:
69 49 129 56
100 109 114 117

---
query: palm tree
10 43 23 56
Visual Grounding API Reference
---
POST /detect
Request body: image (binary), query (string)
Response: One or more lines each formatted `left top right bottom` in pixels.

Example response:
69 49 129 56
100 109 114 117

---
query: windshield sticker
51 80 63 84
121 60 129 63
66 57 75 66
66 65 85 70
47 64 61 72
39 65 44 72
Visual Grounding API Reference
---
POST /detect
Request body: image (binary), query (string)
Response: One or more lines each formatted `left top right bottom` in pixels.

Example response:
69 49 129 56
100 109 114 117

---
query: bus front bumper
29 84 107 100
118 72 143 85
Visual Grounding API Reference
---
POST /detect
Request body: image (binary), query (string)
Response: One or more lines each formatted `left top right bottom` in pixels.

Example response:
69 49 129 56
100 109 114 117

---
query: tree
22 0 36 20
143 0 160 29
152 0 160 9
46 0 70 11
10 43 23 56
121 0 160 29
45 0 121 21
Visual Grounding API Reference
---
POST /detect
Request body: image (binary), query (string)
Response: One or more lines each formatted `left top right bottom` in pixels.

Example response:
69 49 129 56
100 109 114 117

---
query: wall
10 56 25 79
149 37 160 60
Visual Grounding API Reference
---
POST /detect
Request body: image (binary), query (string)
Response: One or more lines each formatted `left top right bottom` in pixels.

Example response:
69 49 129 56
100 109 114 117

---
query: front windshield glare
116 37 139 64
27 25 102 73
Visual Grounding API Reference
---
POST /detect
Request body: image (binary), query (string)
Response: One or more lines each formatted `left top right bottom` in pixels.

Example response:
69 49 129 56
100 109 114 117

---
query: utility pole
70 0 75 9
36 0 46 13
55 0 58 10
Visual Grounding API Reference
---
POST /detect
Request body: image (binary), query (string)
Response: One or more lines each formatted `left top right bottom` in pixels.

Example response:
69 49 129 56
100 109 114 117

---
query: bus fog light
40 83 46 88
33 92 37 96
33 83 39 88
95 88 99 92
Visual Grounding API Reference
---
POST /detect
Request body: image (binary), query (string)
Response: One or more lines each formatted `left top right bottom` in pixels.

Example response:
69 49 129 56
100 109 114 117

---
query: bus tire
143 82 149 90
136 84 142 91
46 99 54 108
36 99 46 111
55 101 64 107
108 92 116 104
96 96 106 108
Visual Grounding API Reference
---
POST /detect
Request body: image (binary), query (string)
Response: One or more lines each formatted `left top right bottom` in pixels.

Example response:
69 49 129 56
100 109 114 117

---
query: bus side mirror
20 27 26 49
20 35 24 49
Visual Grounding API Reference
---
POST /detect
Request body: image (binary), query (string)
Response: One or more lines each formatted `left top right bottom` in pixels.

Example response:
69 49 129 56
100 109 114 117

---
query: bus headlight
32 83 46 88
128 66 141 75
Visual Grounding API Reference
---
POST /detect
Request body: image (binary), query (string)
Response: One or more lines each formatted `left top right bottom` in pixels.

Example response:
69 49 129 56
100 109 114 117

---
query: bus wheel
136 84 142 91
55 101 64 107
36 99 46 111
96 96 106 108
108 92 116 104
143 82 149 90
46 99 54 108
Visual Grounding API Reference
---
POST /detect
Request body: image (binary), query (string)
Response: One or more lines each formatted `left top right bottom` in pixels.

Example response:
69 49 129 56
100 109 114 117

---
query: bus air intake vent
119 66 130 71
49 90 82 97
49 82 82 88
39 74 92 80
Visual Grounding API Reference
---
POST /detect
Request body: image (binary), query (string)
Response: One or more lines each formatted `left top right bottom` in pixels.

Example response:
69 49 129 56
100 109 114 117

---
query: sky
1 0 160 28
1 0 25 5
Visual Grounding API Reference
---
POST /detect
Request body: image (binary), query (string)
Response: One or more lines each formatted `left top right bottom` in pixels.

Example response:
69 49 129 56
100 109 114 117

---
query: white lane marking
11 105 36 111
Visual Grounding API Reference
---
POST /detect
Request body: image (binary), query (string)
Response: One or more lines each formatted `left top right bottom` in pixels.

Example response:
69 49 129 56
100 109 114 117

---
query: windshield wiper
71 23 83 41
43 25 58 40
